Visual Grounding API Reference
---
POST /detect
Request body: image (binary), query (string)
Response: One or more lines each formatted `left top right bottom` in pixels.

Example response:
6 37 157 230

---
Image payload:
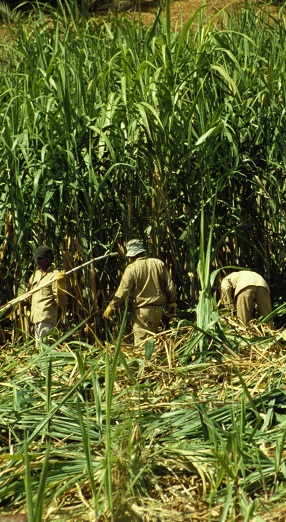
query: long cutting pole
64 252 118 276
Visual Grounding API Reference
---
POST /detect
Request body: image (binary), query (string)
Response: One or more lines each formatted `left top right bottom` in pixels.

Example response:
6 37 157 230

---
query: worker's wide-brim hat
126 239 146 257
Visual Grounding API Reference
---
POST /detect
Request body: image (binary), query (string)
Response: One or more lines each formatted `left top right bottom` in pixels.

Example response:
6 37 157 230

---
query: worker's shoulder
237 270 268 287
146 257 165 267
130 257 165 271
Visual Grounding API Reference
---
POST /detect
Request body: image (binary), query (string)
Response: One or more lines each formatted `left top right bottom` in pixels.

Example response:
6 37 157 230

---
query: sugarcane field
1 0 286 520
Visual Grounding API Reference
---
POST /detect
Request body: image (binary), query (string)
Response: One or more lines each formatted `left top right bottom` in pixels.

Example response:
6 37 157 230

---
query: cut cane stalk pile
1 317 286 520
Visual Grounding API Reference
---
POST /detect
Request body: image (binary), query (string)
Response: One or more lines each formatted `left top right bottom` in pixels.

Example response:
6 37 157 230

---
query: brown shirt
29 265 67 325
110 257 177 309
221 271 270 307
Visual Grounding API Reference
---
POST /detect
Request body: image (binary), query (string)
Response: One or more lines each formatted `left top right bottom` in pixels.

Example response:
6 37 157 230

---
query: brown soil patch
0 0 282 36
115 0 280 28
134 0 244 27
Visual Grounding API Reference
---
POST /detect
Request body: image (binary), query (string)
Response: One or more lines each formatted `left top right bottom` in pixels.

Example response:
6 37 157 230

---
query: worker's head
34 245 53 270
126 239 146 259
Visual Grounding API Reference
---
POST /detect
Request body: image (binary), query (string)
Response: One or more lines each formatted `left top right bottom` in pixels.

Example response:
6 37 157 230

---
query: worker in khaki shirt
28 245 67 344
103 239 177 345
220 270 272 326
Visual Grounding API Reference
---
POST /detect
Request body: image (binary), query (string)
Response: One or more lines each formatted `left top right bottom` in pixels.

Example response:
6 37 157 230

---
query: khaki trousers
133 306 164 345
236 286 272 325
